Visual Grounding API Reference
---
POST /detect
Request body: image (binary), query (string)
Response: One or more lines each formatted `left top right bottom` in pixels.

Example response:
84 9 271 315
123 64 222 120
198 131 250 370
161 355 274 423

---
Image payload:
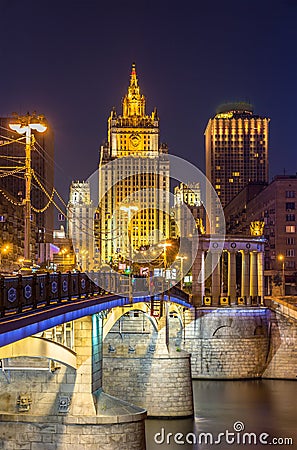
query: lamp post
158 241 172 350
278 254 285 296
59 248 68 272
9 113 47 270
0 244 12 272
176 255 187 289
158 242 172 272
120 205 138 302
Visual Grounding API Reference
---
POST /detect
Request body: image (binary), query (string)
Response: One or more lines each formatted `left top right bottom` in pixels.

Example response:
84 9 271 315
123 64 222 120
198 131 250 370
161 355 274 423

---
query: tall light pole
278 254 285 296
120 205 138 302
158 242 172 272
158 241 172 350
9 113 47 270
176 255 187 289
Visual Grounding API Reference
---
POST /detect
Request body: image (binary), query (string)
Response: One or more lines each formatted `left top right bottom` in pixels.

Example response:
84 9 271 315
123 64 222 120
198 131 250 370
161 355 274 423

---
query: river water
145 379 297 449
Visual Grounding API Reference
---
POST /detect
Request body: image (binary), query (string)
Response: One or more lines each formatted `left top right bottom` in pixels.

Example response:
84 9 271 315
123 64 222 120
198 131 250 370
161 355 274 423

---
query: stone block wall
263 310 297 379
103 312 193 417
182 307 270 379
0 413 146 450
103 346 193 418
0 315 147 449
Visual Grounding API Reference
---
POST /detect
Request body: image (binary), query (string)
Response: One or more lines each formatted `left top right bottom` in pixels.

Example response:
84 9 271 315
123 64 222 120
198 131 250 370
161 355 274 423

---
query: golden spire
123 63 145 118
130 62 138 87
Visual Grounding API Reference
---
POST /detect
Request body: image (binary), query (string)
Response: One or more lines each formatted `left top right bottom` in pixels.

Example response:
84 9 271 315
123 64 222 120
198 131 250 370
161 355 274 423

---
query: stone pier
0 315 146 450
103 315 194 418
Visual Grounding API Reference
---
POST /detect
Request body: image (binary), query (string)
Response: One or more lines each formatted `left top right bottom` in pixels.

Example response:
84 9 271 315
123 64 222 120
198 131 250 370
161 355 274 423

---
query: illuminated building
98 63 170 265
224 175 297 295
205 103 270 207
0 188 29 271
67 181 94 271
0 116 54 243
172 182 204 238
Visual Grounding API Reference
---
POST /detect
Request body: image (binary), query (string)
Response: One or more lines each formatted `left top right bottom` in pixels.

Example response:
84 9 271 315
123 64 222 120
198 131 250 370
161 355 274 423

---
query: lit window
286 191 295 198
286 225 296 233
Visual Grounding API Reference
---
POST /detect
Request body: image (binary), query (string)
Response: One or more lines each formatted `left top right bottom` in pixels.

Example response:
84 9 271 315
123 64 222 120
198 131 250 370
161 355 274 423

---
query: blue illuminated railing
0 271 190 318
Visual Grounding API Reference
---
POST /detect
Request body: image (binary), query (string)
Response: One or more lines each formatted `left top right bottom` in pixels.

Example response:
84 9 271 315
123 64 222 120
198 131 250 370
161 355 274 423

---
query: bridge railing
0 271 106 317
0 271 190 318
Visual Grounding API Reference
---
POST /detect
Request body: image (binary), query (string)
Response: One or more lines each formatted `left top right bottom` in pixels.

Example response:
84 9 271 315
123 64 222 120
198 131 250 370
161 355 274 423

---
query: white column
200 250 205 299
212 253 221 306
241 250 250 301
250 252 258 302
228 251 237 304
257 251 264 305
192 248 204 306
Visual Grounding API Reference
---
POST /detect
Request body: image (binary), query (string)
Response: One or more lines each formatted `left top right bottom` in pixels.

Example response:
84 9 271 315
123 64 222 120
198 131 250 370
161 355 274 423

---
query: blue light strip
0 295 192 347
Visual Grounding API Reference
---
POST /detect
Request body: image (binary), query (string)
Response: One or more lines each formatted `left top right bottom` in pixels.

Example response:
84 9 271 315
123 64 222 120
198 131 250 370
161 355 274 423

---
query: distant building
205 103 270 207
224 175 297 294
0 116 54 243
98 63 170 265
172 182 204 238
52 226 76 272
67 181 94 271
0 188 30 272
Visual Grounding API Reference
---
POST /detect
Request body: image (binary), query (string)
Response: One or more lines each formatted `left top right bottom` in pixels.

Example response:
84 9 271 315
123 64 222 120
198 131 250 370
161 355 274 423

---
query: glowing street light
59 248 69 272
0 243 12 269
120 205 139 302
176 255 187 289
9 113 47 270
278 254 285 296
158 242 172 270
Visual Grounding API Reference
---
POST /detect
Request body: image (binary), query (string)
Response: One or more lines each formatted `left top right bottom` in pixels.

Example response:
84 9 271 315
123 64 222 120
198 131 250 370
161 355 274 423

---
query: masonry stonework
0 315 146 449
182 308 270 379
263 310 297 379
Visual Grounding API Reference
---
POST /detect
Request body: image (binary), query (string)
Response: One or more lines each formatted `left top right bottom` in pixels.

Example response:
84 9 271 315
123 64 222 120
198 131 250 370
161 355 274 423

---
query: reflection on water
146 380 297 449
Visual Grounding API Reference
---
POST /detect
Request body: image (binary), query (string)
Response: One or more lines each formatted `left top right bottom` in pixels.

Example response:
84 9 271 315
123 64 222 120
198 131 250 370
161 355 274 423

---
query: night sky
0 0 296 203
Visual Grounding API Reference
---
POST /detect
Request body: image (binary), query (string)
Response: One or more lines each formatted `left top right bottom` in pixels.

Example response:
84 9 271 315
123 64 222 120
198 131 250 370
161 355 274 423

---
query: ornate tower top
122 63 146 118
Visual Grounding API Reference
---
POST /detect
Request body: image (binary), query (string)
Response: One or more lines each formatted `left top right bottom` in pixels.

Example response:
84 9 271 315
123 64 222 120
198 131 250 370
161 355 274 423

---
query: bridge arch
102 302 158 340
0 336 77 369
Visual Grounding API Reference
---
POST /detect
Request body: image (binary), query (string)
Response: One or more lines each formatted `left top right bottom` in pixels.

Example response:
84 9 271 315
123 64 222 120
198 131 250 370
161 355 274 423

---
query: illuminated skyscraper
98 64 170 265
0 117 54 243
205 103 270 208
67 181 94 271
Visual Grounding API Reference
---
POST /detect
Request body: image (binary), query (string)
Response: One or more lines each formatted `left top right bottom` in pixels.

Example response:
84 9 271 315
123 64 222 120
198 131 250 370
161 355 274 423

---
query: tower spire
122 62 145 118
130 62 138 87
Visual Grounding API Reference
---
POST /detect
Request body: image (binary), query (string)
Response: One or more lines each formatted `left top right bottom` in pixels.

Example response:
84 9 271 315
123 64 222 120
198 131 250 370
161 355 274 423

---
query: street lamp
9 113 47 270
59 248 68 272
120 205 138 302
0 243 12 271
278 254 285 296
158 241 172 350
176 255 187 289
158 242 172 271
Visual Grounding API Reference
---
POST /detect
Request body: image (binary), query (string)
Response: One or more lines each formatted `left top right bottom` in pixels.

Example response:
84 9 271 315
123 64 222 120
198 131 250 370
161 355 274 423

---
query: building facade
98 64 170 265
0 188 31 272
67 181 94 271
0 116 54 243
172 182 204 238
205 103 269 208
224 175 297 294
